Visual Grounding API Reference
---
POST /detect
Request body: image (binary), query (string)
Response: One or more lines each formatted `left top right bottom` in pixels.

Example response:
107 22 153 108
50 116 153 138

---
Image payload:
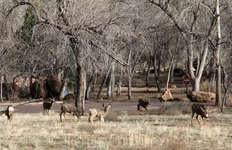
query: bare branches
90 40 129 67
6 1 43 22
148 0 186 34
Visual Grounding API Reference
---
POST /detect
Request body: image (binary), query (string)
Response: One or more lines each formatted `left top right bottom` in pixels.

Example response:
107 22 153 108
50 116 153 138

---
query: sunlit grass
1 110 232 150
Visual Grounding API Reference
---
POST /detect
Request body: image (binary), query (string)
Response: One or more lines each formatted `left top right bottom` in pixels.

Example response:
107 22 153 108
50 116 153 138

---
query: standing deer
60 103 80 122
137 99 150 111
88 103 111 124
43 98 55 115
0 105 14 125
191 103 208 127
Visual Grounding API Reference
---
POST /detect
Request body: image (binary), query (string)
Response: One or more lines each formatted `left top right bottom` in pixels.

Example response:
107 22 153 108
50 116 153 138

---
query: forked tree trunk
97 68 111 99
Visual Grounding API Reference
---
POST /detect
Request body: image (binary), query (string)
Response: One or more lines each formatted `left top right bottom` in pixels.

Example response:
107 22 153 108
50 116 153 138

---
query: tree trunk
192 77 201 92
106 72 112 99
92 71 98 92
0 75 3 103
170 61 175 83
145 58 151 86
59 68 69 100
215 0 222 108
3 74 9 100
110 62 115 99
85 70 95 100
221 67 230 113
97 68 110 99
152 54 161 92
75 64 85 115
70 38 85 115
128 75 132 100
117 69 122 96
166 53 174 89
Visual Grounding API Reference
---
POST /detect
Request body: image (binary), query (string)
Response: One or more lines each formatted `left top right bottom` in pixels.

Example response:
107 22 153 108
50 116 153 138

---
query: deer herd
0 97 210 127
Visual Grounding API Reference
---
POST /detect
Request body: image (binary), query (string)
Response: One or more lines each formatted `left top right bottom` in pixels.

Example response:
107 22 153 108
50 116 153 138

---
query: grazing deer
3 105 14 125
137 99 150 111
60 103 80 122
191 103 208 127
88 103 111 124
43 98 55 115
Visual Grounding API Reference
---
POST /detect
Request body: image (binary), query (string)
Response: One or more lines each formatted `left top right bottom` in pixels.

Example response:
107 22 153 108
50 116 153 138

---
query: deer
191 103 208 127
60 103 80 122
88 103 111 124
0 105 14 125
43 98 55 115
137 99 150 111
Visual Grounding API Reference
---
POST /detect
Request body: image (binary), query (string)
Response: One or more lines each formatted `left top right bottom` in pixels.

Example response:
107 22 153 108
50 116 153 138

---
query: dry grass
1 110 232 150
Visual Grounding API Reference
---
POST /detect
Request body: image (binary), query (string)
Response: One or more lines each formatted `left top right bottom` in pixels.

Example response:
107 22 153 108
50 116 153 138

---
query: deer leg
10 118 13 126
196 115 202 127
48 109 51 115
100 117 104 124
89 116 93 124
63 112 67 121
71 113 76 122
88 116 91 122
145 107 148 111
60 112 63 122
7 117 9 124
203 117 206 126
191 113 195 126
11 115 13 126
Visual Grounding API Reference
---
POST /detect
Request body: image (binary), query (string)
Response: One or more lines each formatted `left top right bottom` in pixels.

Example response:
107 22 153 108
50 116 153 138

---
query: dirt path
0 99 217 115
0 99 168 114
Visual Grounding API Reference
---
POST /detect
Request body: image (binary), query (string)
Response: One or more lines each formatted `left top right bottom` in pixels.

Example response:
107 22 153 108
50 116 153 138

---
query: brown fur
60 103 80 122
43 98 55 115
191 103 208 127
63 93 76 100
137 99 150 111
88 103 111 124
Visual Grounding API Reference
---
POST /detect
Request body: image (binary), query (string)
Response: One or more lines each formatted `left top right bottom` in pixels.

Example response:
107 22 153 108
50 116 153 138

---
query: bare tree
148 0 221 94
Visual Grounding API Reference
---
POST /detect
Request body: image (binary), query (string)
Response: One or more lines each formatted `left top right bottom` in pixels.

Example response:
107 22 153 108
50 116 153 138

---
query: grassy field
1 103 232 150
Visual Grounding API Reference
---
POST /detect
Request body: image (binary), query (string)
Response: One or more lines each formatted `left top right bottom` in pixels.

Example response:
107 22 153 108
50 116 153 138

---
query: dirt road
0 99 164 114
0 99 216 115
